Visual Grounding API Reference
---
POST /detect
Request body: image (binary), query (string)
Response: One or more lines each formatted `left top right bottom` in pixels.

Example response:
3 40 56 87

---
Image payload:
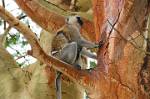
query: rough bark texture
92 0 150 99
140 20 150 97
0 0 150 99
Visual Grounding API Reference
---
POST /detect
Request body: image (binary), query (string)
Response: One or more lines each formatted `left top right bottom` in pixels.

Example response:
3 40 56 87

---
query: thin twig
18 15 27 20
9 45 30 66
15 55 27 60
2 26 11 46
2 0 6 30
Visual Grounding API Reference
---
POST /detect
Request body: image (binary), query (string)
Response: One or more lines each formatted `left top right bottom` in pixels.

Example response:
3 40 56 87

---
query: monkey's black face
76 16 83 26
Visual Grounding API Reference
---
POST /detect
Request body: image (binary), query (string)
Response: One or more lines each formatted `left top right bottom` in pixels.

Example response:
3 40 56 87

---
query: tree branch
15 0 96 42
0 5 92 88
2 0 6 30
36 0 93 21
2 26 11 47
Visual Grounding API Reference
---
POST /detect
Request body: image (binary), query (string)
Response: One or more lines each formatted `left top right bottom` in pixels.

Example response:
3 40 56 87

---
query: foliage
5 33 20 47
90 61 97 68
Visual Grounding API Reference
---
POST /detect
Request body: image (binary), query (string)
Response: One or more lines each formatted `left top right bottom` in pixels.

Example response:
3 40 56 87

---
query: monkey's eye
66 18 69 22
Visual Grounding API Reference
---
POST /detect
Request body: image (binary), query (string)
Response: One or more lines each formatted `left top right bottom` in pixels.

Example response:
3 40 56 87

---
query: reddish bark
90 0 150 98
15 0 96 42
92 0 105 42
6 0 150 99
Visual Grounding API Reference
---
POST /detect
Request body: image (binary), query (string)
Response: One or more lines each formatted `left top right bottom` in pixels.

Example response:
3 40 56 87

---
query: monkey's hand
94 40 104 48
98 40 104 48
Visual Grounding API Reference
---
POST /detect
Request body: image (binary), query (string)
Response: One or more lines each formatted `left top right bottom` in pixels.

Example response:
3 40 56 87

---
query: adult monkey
51 15 101 99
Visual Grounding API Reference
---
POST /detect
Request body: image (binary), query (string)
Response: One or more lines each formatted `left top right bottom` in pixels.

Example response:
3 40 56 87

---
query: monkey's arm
81 48 97 59
78 37 99 49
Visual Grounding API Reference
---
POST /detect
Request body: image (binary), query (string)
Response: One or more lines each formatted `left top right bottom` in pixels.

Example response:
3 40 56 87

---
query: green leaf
5 33 21 47
90 61 96 68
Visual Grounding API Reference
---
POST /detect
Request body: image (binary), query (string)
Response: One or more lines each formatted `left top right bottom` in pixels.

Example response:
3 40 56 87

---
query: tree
0 0 150 99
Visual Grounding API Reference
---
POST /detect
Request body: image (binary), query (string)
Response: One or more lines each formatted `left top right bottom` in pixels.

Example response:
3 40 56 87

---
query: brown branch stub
2 0 6 30
27 50 33 56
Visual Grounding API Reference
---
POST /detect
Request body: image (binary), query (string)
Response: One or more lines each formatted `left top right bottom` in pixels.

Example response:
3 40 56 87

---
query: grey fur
52 15 99 99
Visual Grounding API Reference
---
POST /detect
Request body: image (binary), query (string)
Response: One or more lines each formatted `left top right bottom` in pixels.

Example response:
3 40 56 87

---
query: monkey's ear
76 16 83 26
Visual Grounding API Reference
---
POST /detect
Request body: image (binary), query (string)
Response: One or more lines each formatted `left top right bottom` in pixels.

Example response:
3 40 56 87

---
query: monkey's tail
55 71 62 99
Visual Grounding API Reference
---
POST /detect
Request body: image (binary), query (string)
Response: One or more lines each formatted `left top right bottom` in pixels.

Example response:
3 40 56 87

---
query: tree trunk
90 0 150 98
0 0 149 99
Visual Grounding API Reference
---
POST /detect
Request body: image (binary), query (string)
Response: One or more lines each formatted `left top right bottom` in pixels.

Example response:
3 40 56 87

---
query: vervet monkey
51 15 100 99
